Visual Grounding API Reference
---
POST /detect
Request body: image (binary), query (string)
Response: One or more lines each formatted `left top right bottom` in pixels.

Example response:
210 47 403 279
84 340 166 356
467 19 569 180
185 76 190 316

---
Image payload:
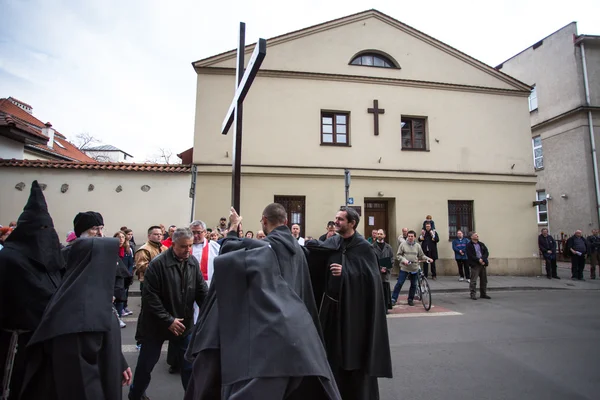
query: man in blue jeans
129 228 208 400
392 231 432 306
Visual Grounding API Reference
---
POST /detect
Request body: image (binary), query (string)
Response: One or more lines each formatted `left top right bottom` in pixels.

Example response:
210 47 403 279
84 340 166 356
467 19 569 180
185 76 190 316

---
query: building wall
194 73 533 175
499 23 586 125
194 168 540 275
0 168 192 244
0 136 24 159
582 41 600 107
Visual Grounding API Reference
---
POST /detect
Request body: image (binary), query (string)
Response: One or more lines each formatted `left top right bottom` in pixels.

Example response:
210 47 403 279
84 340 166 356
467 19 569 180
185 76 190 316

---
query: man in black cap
0 181 64 399
20 237 132 399
63 211 105 272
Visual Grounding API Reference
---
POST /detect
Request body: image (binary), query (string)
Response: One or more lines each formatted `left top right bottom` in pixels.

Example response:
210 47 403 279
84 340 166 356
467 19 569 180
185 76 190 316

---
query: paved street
122 289 600 399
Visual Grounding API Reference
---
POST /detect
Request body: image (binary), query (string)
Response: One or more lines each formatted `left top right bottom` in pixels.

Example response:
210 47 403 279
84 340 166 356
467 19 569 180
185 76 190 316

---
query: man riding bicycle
392 230 433 306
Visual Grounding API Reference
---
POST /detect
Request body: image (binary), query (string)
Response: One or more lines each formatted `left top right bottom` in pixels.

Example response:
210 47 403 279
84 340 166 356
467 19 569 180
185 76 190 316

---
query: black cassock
0 180 63 400
305 233 393 400
185 238 341 400
20 238 128 400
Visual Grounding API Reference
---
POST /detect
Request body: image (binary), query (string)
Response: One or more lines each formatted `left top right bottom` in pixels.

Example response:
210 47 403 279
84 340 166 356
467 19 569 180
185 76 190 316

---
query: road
122 290 600 399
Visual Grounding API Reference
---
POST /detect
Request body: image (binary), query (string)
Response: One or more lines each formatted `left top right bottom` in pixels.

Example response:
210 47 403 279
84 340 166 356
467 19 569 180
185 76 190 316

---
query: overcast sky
1 0 598 162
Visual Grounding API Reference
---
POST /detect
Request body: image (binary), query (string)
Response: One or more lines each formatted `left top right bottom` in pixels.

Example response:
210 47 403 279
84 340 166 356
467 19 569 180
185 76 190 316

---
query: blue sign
348 197 354 205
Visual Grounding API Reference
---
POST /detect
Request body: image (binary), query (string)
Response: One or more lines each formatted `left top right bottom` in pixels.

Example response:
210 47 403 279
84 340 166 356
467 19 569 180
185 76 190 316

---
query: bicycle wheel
420 276 432 311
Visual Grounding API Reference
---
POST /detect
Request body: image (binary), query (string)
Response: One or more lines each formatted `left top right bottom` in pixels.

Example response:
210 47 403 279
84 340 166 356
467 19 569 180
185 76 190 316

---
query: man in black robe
305 207 393 400
0 180 63 400
185 205 341 400
20 237 132 399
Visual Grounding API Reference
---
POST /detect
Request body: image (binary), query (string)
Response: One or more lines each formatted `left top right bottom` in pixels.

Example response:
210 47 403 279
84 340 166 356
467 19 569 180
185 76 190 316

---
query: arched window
350 52 398 68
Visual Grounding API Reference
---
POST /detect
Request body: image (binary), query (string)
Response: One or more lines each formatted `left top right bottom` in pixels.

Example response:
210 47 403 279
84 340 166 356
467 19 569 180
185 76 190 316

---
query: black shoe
591 276 596 280
407 299 414 306
168 366 179 374
578 278 586 281
480 294 491 299
552 276 561 279
470 295 477 300
546 276 552 279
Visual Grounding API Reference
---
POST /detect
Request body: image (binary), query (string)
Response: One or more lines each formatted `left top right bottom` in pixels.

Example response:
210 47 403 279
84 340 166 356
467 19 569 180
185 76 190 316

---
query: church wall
0 168 191 244
193 73 533 176
193 169 540 276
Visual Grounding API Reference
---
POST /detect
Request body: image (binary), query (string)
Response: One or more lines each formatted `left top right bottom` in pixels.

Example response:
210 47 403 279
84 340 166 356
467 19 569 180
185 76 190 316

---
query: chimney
8 97 33 115
42 122 55 148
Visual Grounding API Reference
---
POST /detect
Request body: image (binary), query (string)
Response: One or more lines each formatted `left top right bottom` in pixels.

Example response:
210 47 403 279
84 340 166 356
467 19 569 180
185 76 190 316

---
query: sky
1 0 599 163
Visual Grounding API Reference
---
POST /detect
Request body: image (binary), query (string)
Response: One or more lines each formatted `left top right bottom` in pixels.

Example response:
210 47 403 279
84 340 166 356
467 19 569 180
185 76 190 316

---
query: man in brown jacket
134 226 168 291
134 225 167 350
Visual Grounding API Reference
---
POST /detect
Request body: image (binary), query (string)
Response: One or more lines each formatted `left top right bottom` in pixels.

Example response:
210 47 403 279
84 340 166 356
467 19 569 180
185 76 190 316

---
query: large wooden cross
221 22 267 213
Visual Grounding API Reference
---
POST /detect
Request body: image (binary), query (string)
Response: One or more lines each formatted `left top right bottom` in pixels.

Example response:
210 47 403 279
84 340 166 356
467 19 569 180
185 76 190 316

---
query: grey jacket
372 241 394 282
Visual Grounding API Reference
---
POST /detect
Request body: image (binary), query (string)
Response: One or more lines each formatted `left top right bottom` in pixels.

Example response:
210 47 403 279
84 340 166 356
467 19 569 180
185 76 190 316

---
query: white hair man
190 220 220 323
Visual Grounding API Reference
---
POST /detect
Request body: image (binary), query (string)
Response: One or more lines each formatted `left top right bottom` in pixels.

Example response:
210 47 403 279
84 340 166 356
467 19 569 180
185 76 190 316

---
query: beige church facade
192 10 541 275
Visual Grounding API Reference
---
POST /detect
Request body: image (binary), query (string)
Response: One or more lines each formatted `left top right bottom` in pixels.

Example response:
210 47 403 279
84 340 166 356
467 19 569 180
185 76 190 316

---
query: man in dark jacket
372 229 394 310
466 232 490 300
587 229 599 279
305 207 392 400
129 227 208 400
0 181 63 400
419 223 440 279
185 204 340 400
538 228 560 279
21 237 131 400
566 230 588 280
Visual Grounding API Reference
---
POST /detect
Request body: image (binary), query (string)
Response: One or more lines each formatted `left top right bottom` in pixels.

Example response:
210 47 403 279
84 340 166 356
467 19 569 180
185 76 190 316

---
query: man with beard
20 237 132 399
0 181 64 400
184 205 341 400
305 207 392 400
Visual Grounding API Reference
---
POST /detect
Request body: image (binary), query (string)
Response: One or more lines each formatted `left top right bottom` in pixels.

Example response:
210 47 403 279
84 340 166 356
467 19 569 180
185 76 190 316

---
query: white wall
0 136 25 159
0 168 192 243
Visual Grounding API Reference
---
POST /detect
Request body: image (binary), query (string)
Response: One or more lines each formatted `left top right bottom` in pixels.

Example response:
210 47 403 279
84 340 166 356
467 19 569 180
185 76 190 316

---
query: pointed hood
5 180 64 273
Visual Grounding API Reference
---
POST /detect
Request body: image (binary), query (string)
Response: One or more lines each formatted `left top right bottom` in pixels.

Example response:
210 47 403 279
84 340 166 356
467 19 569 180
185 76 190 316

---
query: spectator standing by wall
452 230 470 282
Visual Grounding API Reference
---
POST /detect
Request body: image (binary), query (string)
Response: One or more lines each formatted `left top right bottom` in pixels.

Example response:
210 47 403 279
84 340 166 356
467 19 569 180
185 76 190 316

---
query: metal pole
231 22 245 213
189 165 197 222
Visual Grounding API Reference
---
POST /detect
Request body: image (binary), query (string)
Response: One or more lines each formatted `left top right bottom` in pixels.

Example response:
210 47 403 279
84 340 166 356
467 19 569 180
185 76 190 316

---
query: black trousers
544 256 558 278
571 255 586 279
455 259 470 279
423 260 437 278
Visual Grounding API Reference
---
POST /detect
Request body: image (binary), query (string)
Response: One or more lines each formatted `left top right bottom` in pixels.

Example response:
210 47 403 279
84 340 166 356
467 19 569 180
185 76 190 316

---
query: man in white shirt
291 223 305 246
190 220 220 322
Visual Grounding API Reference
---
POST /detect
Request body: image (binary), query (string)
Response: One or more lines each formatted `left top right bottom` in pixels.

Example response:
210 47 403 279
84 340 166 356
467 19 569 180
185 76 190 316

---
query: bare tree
73 133 100 150
145 148 181 164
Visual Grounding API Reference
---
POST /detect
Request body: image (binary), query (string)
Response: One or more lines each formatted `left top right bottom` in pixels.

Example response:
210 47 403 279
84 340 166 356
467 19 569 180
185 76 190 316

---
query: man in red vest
190 220 220 321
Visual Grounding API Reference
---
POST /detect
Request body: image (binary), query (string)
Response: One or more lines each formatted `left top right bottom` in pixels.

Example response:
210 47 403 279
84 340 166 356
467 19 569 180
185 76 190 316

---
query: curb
129 286 590 298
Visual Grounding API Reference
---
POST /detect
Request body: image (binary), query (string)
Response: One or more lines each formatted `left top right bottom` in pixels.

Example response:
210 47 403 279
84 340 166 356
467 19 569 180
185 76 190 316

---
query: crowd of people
0 181 392 400
2 183 599 400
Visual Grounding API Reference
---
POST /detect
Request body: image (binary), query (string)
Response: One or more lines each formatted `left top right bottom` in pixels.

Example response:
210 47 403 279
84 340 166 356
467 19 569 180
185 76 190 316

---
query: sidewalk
128 260 599 297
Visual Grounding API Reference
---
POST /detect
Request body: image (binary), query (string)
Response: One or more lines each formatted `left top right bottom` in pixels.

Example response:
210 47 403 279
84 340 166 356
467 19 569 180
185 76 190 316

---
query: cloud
0 0 598 161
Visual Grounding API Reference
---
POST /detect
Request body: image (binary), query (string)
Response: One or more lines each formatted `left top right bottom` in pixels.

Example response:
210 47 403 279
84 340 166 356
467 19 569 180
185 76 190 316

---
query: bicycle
405 260 432 311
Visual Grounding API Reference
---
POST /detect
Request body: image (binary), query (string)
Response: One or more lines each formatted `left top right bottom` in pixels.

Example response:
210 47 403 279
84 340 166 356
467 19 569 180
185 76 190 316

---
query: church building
191 9 540 275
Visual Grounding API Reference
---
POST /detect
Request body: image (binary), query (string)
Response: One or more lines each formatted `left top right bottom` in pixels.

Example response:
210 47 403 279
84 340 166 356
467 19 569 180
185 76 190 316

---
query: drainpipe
580 42 600 227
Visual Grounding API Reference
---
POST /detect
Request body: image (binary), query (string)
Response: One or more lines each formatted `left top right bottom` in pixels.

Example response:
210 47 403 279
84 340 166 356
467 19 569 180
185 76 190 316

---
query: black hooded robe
305 233 393 400
0 180 64 400
20 238 128 400
185 238 341 400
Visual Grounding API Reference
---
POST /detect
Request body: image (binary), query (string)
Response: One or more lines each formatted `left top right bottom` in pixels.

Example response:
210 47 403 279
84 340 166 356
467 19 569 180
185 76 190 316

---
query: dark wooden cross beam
221 22 267 213
368 99 385 136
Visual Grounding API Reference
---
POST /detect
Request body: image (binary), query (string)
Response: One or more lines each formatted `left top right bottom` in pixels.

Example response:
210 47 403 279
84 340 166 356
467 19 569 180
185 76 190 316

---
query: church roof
192 9 530 92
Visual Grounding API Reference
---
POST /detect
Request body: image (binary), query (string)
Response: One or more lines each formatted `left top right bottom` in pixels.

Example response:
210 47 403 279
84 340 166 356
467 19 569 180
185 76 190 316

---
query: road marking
387 311 462 318
122 344 169 353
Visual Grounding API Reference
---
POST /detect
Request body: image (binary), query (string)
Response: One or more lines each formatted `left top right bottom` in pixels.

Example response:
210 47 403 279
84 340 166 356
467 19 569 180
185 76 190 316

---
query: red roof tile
0 98 94 162
0 159 191 172
0 111 48 141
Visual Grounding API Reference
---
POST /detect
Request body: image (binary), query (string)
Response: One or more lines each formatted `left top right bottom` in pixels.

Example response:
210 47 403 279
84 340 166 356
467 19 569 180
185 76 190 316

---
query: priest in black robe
185 205 341 400
0 180 64 400
20 237 131 400
305 207 393 400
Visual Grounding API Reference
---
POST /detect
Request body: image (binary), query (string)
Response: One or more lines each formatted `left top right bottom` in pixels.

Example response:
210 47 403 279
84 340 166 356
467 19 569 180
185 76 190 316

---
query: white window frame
532 136 543 170
529 85 538 111
536 190 548 224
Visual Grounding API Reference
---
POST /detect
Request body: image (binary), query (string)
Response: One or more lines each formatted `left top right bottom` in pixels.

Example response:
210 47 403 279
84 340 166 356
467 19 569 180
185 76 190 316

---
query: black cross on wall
368 99 385 136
